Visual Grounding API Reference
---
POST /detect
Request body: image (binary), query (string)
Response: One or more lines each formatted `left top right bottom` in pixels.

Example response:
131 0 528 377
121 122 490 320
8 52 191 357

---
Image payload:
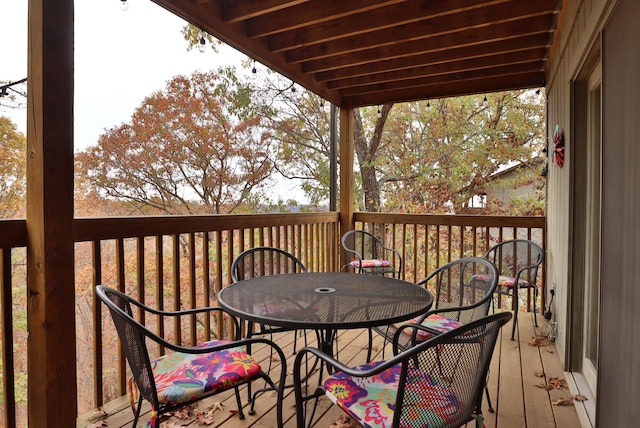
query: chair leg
533 287 539 327
131 394 144 428
234 387 246 419
511 308 518 340
366 328 373 362
485 385 494 413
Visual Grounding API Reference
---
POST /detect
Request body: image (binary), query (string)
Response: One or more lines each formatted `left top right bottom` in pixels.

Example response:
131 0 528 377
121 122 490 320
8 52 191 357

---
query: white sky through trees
1 0 243 152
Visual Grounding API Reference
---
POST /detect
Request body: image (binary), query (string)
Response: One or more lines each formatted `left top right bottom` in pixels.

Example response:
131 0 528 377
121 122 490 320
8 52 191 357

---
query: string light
427 99 430 108
120 0 129 11
252 59 257 74
483 93 488 106
377 106 382 118
198 33 206 53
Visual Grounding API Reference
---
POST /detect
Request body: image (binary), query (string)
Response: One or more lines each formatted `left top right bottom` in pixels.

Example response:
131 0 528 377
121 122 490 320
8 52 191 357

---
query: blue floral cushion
323 361 463 428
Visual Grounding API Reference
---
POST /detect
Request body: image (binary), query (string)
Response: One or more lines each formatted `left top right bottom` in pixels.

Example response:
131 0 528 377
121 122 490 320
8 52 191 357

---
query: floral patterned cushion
394 314 463 341
350 259 392 268
473 274 530 288
130 340 260 409
323 361 463 428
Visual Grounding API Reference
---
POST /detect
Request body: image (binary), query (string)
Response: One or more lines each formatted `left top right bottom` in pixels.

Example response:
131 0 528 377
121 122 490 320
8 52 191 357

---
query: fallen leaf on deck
552 397 574 406
529 335 551 347
170 405 194 419
534 371 545 377
163 423 188 428
544 349 555 353
87 409 108 422
228 409 239 416
573 394 588 401
548 377 568 389
329 414 358 428
193 408 216 425
208 402 224 413
86 421 108 428
534 382 553 391
271 355 281 362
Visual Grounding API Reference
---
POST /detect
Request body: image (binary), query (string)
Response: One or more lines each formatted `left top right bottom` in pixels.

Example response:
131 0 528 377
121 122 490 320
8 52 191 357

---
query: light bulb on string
427 99 430 108
198 34 206 53
483 93 488 106
377 106 382 118
120 0 129 11
252 60 257 74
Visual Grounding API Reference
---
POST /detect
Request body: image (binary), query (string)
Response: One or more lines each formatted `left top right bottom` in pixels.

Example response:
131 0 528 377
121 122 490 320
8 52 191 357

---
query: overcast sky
1 0 245 151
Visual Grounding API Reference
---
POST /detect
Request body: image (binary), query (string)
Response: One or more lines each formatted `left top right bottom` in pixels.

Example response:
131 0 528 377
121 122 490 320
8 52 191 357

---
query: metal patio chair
96 285 286 428
341 229 403 278
294 312 512 428
482 239 544 340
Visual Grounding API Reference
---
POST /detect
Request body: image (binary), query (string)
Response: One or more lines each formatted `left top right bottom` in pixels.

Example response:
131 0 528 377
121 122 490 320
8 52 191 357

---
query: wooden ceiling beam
270 0 559 53
313 34 551 81
221 0 308 23
338 62 544 97
344 71 545 107
327 48 548 90
287 14 555 66
307 30 551 77
246 0 403 38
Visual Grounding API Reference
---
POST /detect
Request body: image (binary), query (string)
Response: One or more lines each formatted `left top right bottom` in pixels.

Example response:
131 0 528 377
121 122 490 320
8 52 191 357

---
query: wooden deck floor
82 311 582 428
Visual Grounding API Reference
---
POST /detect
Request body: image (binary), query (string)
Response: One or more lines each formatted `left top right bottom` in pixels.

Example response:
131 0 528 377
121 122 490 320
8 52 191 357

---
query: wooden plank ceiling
151 0 563 107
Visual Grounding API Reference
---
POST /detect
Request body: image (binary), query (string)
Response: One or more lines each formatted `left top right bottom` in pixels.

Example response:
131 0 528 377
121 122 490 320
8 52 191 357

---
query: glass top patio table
217 272 434 331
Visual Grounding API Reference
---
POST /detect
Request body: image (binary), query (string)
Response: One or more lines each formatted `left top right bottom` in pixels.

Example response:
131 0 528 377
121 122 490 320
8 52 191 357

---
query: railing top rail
354 212 545 228
73 212 340 242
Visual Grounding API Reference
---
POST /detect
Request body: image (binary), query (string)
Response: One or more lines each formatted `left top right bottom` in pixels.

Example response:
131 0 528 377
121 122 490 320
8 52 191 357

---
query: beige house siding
546 0 640 426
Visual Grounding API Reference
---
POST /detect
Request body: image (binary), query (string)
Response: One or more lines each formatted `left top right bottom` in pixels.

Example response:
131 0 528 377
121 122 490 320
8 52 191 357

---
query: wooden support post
339 106 355 271
26 0 77 426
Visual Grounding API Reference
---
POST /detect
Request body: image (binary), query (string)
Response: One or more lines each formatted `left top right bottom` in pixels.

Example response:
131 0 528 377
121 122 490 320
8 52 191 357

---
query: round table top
217 272 433 330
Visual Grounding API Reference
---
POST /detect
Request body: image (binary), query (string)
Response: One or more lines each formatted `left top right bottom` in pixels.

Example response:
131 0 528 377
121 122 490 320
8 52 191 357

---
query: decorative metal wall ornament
552 124 565 167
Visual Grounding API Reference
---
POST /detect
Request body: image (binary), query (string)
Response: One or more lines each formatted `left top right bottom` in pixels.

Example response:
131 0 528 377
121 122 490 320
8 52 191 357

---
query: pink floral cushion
394 314 463 341
323 361 463 428
350 259 392 268
473 274 530 288
130 340 261 408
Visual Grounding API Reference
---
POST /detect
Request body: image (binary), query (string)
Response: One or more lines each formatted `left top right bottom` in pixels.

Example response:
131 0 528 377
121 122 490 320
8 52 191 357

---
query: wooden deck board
81 312 582 428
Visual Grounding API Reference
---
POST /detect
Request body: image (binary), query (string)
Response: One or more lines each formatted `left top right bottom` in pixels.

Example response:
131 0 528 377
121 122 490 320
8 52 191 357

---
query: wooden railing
353 212 546 311
0 212 544 426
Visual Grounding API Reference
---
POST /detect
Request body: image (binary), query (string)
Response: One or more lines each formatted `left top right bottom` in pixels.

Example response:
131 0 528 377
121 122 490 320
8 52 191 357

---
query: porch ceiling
150 0 563 107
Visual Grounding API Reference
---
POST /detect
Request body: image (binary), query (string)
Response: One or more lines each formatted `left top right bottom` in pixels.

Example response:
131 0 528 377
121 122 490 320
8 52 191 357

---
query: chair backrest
418 257 499 323
95 285 158 406
484 239 544 285
394 312 511 428
341 229 389 261
231 246 307 282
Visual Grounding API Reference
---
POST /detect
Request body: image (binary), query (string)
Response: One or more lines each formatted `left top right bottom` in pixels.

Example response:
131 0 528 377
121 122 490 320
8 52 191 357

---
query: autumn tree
379 91 545 214
76 68 275 215
260 76 333 207
0 116 26 219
